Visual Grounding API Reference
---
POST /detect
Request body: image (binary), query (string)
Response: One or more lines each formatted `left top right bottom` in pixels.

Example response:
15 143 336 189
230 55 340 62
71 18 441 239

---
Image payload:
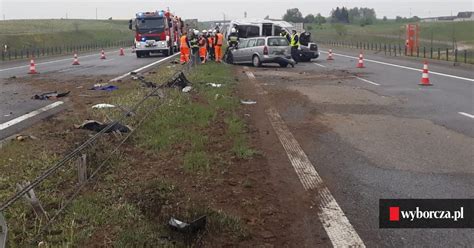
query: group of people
179 29 224 64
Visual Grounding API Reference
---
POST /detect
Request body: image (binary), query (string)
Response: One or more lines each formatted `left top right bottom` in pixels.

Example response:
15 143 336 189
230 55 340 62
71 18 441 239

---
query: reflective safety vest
198 37 207 47
180 35 189 49
290 33 300 47
215 33 224 46
190 36 199 48
229 35 238 42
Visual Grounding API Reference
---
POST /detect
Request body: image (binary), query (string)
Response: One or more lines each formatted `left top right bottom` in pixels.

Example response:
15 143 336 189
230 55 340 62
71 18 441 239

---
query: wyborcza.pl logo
379 199 474 228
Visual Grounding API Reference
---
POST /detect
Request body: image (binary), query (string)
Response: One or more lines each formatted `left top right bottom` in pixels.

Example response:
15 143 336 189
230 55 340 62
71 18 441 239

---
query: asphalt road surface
245 48 473 247
0 49 179 140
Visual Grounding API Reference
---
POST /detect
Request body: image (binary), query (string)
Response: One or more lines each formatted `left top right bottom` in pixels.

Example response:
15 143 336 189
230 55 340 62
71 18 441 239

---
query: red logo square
389 206 400 221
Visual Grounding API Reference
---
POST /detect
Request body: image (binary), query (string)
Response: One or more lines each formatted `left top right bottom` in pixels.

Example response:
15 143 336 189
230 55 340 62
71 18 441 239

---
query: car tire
252 55 261 67
163 50 169 57
136 51 142 58
279 62 288 68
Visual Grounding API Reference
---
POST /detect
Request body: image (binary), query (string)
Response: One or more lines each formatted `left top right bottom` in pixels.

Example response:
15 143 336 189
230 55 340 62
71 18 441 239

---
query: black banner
379 199 474 228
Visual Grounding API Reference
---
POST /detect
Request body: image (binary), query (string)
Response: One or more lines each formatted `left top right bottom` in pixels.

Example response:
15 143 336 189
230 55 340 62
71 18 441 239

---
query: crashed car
227 36 295 68
297 31 319 62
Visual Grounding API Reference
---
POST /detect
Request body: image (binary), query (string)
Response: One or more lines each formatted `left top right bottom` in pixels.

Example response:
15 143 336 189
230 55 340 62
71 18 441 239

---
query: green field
306 20 474 49
0 19 131 51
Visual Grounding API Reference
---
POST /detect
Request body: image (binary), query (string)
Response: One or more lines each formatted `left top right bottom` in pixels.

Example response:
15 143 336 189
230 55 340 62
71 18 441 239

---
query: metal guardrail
316 40 474 65
1 40 133 61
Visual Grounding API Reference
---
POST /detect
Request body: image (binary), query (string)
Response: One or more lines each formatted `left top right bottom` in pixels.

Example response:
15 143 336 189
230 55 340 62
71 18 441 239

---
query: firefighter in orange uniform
214 30 224 62
198 31 208 63
207 30 215 60
180 31 191 64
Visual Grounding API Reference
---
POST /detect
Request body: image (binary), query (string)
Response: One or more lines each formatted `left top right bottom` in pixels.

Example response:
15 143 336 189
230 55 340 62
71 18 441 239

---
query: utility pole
244 11 247 18
95 8 98 20
66 12 68 19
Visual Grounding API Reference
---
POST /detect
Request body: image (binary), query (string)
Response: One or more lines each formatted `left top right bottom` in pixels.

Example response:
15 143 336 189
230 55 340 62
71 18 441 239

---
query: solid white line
320 51 474 82
0 50 121 72
313 63 327 68
458 112 474 119
245 71 365 247
0 101 64 131
355 76 380 86
109 53 179 82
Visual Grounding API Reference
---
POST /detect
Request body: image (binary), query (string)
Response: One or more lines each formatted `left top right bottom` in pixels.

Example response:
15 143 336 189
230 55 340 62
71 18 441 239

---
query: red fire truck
128 10 182 58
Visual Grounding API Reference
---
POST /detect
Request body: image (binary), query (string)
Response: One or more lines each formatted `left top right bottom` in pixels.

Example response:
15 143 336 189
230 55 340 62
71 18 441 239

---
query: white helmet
231 27 237 33
202 30 208 33
208 29 213 33
194 29 199 35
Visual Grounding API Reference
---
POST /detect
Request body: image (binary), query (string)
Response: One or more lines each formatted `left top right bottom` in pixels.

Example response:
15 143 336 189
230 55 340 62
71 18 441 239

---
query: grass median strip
0 62 257 246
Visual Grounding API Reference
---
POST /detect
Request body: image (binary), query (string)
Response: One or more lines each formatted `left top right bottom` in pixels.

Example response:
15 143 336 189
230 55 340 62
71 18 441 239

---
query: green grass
0 19 131 50
306 20 474 48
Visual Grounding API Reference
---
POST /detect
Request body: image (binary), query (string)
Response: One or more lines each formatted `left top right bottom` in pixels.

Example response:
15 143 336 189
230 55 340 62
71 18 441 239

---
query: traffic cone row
419 61 432 86
327 49 334 60
357 52 365 68
27 48 128 74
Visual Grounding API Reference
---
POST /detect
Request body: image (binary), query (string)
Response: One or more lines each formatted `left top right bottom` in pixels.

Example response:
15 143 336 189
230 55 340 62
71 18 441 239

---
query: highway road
245 48 473 247
0 49 179 140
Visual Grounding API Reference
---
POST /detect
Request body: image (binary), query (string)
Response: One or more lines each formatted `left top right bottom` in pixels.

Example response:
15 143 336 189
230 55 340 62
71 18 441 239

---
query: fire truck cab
129 10 180 58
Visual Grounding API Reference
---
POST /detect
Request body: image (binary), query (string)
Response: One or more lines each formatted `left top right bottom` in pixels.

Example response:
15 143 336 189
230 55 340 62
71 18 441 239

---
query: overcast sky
1 0 473 21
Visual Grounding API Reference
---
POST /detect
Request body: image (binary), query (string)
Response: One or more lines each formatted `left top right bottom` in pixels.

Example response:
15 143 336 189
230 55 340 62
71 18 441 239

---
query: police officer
280 30 291 43
227 27 239 48
290 30 300 64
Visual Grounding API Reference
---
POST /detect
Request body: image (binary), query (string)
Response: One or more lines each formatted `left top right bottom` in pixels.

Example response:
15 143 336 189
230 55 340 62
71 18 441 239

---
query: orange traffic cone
100 50 106 59
327 49 334 60
357 52 365 68
419 61 432 86
28 58 38 74
119 48 125 56
72 53 80 65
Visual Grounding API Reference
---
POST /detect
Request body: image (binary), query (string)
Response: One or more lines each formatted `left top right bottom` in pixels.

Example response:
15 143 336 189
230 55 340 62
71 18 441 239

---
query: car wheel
279 62 288 68
163 50 169 57
252 55 261 67
136 51 142 58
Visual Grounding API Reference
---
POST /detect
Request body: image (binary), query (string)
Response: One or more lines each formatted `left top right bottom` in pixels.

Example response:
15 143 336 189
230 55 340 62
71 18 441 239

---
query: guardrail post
416 47 419 57
410 47 413 57
446 48 449 61
423 47 426 58
464 50 467 63
0 212 7 248
438 48 440 60
16 182 49 221
76 154 87 185
454 49 458 63
394 45 397 57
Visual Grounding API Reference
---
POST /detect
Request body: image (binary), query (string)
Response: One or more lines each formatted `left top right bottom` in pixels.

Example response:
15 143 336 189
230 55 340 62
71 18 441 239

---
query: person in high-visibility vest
180 31 191 64
207 30 215 60
290 30 300 64
280 30 291 43
214 30 224 63
198 32 208 64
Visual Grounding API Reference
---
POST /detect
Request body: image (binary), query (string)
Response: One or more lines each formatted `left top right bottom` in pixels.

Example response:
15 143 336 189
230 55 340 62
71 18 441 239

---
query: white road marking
109 53 179 82
355 76 380 86
320 51 474 82
459 112 474 119
245 70 365 247
313 63 327 68
0 50 121 72
0 101 64 131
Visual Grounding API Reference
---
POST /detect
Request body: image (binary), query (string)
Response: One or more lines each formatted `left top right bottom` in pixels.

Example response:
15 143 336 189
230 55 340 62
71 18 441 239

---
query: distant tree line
282 8 326 25
282 7 380 27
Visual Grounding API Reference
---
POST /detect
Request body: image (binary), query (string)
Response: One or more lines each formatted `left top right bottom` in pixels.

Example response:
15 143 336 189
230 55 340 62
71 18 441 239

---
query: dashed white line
320 51 474 82
245 71 365 247
110 53 179 82
0 50 122 72
355 76 380 86
313 63 327 68
0 101 64 131
458 112 474 119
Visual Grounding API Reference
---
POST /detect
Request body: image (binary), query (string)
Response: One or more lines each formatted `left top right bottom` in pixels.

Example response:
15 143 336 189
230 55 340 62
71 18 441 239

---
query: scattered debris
168 216 207 233
170 60 179 64
4 112 12 117
240 99 257 105
9 76 16 79
15 134 38 141
165 72 190 89
90 85 119 91
147 71 156 74
32 91 70 100
94 83 108 88
182 86 192 93
130 71 138 75
92 104 116 109
74 120 131 133
140 81 157 88
207 83 222 88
